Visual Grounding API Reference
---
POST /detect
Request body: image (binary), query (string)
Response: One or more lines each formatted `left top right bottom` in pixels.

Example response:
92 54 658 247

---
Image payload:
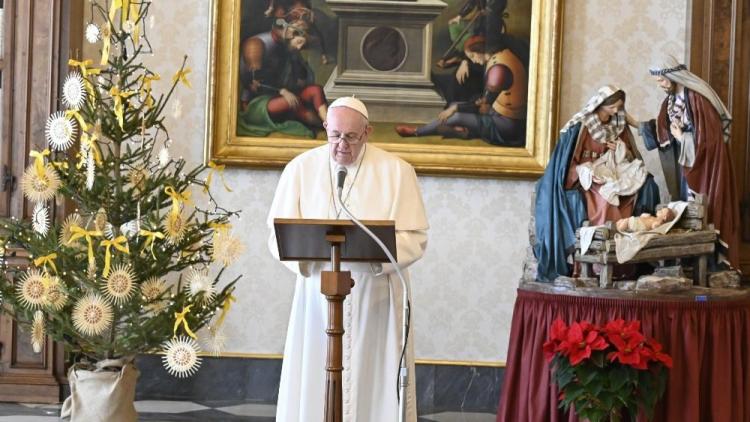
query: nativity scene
0 1 747 421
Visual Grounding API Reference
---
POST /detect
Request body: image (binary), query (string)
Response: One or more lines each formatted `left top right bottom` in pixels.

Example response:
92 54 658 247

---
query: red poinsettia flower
604 319 645 346
608 334 649 369
581 320 598 331
550 319 569 341
543 319 569 362
646 337 673 368
564 321 608 365
548 319 672 421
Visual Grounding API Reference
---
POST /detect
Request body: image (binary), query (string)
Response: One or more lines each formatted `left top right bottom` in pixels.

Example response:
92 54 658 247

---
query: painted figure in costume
638 56 740 269
533 86 660 282
263 0 331 64
238 12 328 138
396 34 527 147
268 97 429 421
431 0 501 105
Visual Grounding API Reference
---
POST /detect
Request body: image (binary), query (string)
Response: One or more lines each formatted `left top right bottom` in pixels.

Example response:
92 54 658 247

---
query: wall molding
146 351 506 367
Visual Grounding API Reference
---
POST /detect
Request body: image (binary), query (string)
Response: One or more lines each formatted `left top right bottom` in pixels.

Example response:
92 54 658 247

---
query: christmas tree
0 0 243 378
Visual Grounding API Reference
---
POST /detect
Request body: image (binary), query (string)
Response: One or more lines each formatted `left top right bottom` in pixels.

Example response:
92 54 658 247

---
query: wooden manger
574 195 717 288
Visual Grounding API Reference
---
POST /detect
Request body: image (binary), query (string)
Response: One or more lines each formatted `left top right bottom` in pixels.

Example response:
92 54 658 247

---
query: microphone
335 165 347 197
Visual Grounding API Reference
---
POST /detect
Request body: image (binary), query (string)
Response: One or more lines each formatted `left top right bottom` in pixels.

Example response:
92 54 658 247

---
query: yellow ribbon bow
172 67 192 89
29 149 51 179
139 229 165 259
33 253 58 275
100 236 130 277
139 73 161 109
51 161 70 171
204 162 233 193
100 0 125 65
164 186 192 216
100 23 113 66
109 86 136 129
65 109 89 132
68 225 103 267
209 222 232 233
128 2 141 44
215 294 236 329
173 305 197 339
109 0 123 22
68 59 101 78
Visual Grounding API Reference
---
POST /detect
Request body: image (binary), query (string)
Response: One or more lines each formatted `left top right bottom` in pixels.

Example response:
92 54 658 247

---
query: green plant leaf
609 365 630 390
563 384 586 404
556 368 575 389
579 367 600 386
579 407 606 422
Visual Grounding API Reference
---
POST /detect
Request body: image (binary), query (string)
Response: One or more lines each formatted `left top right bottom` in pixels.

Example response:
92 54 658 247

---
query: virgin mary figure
533 85 661 282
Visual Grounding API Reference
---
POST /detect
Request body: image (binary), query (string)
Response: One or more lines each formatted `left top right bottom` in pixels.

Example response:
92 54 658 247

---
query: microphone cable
335 189 411 420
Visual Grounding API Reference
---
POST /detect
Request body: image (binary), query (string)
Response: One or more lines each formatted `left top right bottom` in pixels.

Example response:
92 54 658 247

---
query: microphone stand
336 185 410 422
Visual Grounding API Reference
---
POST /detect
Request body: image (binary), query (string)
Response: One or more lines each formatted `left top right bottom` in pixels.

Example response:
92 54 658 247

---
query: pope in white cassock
267 97 429 421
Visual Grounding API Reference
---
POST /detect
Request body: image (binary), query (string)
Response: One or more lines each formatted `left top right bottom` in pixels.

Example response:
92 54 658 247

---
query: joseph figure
639 56 740 269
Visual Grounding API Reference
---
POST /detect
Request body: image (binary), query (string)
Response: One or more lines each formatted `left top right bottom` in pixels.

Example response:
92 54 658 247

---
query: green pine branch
0 1 243 364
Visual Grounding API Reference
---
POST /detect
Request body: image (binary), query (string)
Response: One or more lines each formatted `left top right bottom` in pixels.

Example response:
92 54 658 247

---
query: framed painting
205 0 562 178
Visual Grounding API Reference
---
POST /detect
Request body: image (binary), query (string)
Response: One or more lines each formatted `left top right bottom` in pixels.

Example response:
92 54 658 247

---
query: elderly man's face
325 106 371 166
653 75 675 94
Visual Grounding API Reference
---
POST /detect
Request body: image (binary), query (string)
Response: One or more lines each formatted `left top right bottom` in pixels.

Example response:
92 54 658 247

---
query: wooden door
0 0 83 403
688 0 750 277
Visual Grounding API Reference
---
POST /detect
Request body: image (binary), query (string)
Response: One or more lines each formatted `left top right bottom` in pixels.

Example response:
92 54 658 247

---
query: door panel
689 0 750 277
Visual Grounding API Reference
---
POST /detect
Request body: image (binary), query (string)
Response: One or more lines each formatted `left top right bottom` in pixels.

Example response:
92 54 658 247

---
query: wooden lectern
274 218 397 422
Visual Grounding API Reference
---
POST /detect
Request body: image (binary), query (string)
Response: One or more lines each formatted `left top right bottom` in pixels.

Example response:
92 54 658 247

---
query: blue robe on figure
533 122 661 282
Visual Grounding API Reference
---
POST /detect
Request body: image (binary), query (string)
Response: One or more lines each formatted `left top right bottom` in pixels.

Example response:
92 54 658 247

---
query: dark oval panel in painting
362 26 407 72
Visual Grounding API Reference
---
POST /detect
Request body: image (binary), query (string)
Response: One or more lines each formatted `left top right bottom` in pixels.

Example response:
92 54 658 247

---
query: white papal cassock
268 143 429 422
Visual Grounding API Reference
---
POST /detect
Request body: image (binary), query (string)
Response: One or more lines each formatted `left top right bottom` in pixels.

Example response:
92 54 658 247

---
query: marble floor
0 401 496 421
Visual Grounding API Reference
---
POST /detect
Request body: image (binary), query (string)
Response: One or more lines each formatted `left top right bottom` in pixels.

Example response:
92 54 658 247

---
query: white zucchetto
329 96 369 120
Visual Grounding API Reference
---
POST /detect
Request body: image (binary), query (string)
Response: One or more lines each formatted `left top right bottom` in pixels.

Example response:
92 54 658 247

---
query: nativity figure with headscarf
533 85 660 282
638 56 740 269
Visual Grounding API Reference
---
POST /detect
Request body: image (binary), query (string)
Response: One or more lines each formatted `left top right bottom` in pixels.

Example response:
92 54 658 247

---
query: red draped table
497 287 750 422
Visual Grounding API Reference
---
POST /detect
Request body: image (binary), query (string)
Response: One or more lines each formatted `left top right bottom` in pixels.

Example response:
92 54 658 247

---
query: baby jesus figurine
616 207 677 232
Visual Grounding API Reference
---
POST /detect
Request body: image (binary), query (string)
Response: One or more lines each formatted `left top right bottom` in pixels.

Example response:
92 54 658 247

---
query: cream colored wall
85 0 687 362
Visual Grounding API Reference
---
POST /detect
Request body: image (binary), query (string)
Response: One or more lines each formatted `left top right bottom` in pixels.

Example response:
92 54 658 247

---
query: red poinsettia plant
544 319 673 422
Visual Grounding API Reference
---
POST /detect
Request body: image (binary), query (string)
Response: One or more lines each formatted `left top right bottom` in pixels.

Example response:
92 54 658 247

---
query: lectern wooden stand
274 218 397 422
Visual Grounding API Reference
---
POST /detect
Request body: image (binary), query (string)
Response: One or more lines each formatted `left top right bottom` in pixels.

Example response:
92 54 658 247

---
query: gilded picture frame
204 0 562 178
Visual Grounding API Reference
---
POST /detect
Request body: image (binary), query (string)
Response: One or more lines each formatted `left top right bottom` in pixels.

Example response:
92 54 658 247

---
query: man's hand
279 88 300 109
436 57 460 69
670 121 684 141
438 104 458 122
250 80 260 93
606 140 618 151
456 60 470 84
